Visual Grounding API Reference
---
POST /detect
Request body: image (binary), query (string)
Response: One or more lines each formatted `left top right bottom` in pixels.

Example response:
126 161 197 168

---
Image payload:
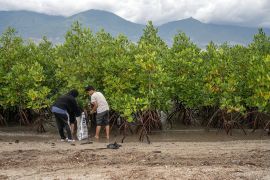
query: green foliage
0 28 51 111
135 21 170 111
103 22 170 121
1 23 270 124
167 32 204 108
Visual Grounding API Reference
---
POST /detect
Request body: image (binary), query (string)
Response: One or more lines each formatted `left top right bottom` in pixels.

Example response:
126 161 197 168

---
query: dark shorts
96 110 109 126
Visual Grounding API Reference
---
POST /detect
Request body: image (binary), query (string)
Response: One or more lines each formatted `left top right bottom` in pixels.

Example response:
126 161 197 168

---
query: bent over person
51 89 81 142
85 85 110 140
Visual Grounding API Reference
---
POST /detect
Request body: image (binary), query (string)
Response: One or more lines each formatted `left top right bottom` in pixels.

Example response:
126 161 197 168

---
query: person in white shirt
85 85 110 140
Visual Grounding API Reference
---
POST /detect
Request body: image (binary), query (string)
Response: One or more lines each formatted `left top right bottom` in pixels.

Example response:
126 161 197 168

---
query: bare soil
0 128 269 180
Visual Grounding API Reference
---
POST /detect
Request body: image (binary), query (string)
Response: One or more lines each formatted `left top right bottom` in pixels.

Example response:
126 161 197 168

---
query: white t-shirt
91 92 109 113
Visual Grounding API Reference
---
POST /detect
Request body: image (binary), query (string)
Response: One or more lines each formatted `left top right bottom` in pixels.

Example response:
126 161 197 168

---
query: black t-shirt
53 94 81 121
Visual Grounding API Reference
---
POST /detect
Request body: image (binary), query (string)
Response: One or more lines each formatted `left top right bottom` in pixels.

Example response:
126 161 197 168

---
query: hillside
1 10 269 47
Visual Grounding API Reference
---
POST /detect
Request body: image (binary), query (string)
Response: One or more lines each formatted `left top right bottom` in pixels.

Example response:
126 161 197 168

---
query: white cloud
0 0 269 27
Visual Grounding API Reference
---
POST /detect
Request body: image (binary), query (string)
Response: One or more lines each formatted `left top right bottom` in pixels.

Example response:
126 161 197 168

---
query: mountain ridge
1 9 269 47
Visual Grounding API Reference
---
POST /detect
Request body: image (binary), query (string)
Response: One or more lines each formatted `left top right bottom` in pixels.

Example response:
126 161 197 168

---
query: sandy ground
0 128 269 180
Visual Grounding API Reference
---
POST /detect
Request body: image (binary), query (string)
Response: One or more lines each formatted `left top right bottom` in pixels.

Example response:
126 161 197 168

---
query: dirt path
0 130 269 180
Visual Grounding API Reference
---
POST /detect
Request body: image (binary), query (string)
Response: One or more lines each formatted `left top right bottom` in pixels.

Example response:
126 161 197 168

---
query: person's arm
91 101 98 114
70 98 81 117
90 94 98 114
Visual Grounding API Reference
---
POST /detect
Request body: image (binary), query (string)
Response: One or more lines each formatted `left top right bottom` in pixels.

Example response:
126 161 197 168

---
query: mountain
69 10 144 41
0 10 269 47
158 17 267 46
0 11 66 42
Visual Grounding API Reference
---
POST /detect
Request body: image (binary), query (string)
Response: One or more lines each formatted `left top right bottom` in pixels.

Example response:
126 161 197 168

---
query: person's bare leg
95 126 101 139
105 125 110 139
69 123 75 140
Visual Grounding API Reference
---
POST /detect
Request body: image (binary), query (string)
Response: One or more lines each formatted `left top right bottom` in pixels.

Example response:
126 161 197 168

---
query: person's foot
94 135 99 139
67 139 75 142
60 137 67 142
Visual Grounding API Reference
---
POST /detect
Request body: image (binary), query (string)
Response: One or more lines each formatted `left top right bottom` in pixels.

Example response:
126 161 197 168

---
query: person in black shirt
51 89 81 142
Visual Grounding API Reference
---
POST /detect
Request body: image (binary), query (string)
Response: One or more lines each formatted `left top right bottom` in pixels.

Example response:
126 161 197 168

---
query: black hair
67 89 79 97
85 85 95 91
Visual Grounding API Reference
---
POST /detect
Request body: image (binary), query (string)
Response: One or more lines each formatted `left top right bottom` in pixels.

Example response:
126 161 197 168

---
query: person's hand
90 110 95 114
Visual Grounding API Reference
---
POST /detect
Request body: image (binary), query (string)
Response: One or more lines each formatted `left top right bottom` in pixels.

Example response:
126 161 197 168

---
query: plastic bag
77 112 88 140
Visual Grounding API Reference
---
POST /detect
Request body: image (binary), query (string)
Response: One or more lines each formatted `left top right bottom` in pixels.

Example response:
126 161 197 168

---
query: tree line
0 21 270 133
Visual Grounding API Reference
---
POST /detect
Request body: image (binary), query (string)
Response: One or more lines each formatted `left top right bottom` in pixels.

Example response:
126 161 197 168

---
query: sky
0 0 270 27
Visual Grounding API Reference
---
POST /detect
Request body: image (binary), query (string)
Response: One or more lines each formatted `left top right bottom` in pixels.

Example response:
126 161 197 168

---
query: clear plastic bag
77 112 88 140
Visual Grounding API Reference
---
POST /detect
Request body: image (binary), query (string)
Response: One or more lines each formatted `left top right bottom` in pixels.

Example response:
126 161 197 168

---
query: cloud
0 0 269 27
